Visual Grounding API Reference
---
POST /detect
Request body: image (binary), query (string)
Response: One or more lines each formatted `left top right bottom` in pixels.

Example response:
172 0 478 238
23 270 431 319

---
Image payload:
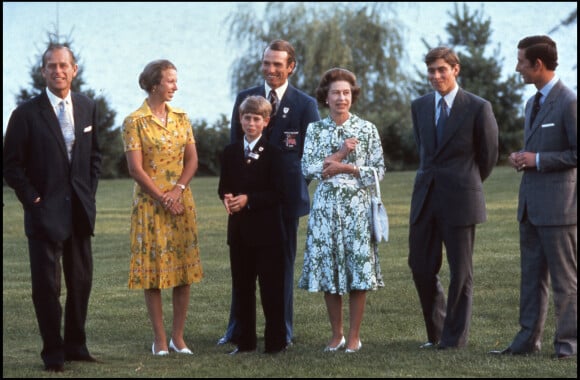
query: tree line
10 3 576 178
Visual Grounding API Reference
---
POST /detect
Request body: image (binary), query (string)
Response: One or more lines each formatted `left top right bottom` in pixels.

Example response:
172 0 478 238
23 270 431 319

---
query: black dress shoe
65 354 102 363
489 347 539 356
264 345 287 354
228 347 256 355
44 363 65 372
552 353 574 360
489 347 512 355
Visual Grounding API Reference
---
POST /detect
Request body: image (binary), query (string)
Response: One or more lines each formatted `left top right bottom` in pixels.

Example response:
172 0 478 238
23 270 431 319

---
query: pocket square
83 125 93 132
541 123 555 128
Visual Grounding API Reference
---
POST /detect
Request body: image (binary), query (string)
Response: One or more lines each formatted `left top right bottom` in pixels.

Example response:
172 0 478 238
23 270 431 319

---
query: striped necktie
58 100 75 161
268 90 278 116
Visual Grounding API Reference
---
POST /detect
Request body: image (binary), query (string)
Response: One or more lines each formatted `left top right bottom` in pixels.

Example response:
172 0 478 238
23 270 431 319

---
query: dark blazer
409 88 499 226
218 137 286 247
3 90 102 241
230 85 320 218
518 79 577 225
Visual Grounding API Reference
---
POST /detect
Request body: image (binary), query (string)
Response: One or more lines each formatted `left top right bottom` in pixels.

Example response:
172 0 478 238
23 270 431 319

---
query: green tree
548 8 577 88
191 115 230 176
226 2 417 170
14 30 127 179
411 3 526 163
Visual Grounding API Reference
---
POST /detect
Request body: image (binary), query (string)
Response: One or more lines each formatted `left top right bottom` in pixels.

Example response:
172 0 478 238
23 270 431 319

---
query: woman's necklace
148 99 167 124
153 108 167 124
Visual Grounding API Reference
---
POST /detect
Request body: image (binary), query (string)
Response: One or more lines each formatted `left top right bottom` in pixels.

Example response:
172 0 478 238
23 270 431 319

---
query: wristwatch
176 183 186 191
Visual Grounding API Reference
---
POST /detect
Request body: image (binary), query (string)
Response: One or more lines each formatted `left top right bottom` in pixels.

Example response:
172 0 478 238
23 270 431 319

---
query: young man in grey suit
3 44 102 372
218 39 320 347
490 35 576 360
408 46 499 350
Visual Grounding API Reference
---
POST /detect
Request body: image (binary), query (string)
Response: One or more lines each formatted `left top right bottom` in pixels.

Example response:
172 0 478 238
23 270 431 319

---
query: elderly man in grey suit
409 46 499 350
490 35 577 360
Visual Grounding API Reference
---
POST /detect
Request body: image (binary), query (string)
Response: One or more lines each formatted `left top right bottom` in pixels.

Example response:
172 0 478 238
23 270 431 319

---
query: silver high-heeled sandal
170 339 193 354
345 340 362 353
152 342 169 356
323 336 346 352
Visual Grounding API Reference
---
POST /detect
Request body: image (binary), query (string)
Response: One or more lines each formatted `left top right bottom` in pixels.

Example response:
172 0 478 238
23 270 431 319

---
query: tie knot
439 98 447 110
534 92 542 103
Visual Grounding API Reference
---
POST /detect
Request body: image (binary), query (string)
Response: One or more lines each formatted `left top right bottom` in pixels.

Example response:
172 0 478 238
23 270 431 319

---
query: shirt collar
46 87 72 108
435 84 459 110
265 81 289 100
537 75 559 103
244 135 262 150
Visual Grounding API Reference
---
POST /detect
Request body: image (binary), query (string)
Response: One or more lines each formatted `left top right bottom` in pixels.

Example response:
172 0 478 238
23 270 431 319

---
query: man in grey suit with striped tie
490 35 576 360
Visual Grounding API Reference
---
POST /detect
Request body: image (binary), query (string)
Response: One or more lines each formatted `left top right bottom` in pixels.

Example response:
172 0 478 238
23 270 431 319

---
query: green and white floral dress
298 114 385 295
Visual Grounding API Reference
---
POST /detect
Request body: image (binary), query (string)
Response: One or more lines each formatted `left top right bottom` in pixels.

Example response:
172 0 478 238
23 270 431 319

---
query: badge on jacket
284 131 298 148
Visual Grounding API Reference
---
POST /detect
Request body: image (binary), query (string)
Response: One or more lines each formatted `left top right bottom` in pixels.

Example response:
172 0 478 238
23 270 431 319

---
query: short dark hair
138 59 177 93
263 39 296 75
424 46 460 67
41 44 76 68
239 95 272 119
517 35 558 71
315 68 361 107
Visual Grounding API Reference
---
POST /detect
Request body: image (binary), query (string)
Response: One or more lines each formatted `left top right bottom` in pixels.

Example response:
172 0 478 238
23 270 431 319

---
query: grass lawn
2 166 576 377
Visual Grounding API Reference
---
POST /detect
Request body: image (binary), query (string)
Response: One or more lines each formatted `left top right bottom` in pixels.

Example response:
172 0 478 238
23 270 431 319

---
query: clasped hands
509 151 535 172
223 193 248 215
161 188 184 215
322 137 358 179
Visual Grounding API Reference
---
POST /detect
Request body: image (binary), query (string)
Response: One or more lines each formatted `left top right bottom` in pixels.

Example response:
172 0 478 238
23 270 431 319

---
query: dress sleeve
122 116 142 152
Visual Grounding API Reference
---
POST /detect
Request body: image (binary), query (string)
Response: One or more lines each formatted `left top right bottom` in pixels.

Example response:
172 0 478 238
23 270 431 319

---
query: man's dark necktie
529 92 542 127
244 145 251 158
268 90 278 116
436 98 448 146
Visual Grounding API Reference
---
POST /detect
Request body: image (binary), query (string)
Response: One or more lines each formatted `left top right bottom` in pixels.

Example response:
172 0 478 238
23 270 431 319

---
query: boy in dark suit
219 40 320 347
218 95 287 354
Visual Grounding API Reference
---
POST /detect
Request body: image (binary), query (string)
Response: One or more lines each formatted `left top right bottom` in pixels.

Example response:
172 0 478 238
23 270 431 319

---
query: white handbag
370 168 389 243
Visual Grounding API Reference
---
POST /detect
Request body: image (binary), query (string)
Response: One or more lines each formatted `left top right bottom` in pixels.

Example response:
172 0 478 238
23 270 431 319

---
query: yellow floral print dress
122 100 203 289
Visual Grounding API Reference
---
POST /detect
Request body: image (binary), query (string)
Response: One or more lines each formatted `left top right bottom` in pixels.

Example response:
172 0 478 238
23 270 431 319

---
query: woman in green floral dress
298 68 385 353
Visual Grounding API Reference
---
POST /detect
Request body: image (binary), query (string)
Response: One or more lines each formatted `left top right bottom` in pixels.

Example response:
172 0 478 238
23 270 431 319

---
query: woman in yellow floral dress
122 59 203 356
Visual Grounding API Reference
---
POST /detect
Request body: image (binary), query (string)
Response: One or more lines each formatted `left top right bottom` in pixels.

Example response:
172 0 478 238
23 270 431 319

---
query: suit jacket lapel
419 93 437 153
40 91 70 159
437 89 466 150
525 80 561 143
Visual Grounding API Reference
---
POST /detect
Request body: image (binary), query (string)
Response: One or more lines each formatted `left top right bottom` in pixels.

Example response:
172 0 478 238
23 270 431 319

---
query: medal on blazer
284 131 298 148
